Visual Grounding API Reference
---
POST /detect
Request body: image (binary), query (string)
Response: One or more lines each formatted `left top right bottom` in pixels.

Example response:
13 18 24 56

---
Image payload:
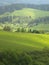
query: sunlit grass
0 31 49 52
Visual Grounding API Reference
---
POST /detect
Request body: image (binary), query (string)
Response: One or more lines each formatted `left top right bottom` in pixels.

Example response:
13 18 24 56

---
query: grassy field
0 31 49 65
0 31 49 52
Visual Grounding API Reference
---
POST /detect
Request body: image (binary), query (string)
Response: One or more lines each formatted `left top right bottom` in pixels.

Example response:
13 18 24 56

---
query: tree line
28 16 49 27
0 16 49 25
3 25 48 34
0 16 32 23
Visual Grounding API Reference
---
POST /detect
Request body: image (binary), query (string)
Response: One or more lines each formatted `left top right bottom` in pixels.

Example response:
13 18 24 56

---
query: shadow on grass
0 48 49 65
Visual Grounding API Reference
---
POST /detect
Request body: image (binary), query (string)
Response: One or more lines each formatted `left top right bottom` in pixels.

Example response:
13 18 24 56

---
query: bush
16 28 20 32
3 26 11 31
32 30 40 33
21 28 25 32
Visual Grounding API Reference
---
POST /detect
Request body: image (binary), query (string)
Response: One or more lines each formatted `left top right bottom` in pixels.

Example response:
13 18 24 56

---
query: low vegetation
2 25 49 34
0 31 49 65
0 49 49 65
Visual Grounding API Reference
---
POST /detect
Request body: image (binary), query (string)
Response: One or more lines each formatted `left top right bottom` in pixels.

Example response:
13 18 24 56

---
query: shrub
3 26 11 31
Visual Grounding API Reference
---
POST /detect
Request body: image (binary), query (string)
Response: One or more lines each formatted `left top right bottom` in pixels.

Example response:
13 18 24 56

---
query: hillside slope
0 8 49 31
0 31 49 51
0 8 49 23
0 32 49 65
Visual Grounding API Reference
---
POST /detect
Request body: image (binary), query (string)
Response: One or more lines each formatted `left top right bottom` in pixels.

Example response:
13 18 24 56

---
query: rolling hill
0 8 49 31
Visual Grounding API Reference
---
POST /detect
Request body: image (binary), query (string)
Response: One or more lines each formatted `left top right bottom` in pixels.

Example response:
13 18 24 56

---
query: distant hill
0 8 49 31
0 4 49 15
0 4 49 31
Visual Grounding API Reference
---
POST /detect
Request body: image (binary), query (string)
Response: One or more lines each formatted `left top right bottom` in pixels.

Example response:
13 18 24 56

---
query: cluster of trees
28 29 45 34
0 16 12 23
0 15 32 23
0 48 49 65
3 25 46 34
29 16 49 27
0 15 49 26
3 26 11 31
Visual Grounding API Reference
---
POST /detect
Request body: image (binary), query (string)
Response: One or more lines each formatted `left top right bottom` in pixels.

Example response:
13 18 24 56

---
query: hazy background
0 0 49 6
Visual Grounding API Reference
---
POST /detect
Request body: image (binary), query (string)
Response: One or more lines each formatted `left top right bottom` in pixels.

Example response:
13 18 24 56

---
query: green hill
12 8 49 18
0 8 49 31
1 8 49 19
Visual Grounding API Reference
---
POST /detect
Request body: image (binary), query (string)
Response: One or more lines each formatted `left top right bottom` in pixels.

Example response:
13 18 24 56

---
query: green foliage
16 28 20 32
21 28 25 32
0 49 49 65
32 30 40 33
3 26 11 31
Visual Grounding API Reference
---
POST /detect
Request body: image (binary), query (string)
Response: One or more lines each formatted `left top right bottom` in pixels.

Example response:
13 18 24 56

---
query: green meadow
0 31 49 65
0 31 49 52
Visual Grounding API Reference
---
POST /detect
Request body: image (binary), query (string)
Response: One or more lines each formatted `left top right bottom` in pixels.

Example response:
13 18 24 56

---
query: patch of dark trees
0 16 31 23
0 15 49 25
28 16 49 27
0 16 12 23
3 25 49 34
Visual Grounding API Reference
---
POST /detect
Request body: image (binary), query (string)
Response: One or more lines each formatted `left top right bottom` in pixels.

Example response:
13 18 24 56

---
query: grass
32 23 49 30
0 31 49 52
0 31 49 65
